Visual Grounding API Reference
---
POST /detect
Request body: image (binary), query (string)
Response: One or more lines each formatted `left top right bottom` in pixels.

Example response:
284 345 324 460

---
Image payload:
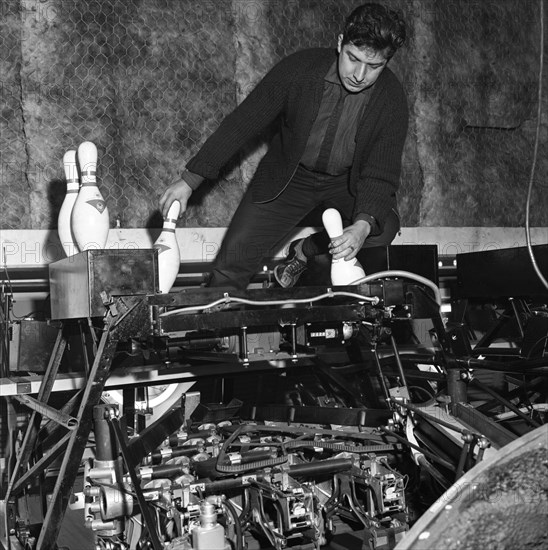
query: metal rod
416 455 450 490
390 334 408 388
39 391 82 447
470 378 542 428
373 347 391 402
0 293 10 378
87 317 99 354
12 395 78 430
389 398 473 437
240 326 248 363
379 427 454 470
290 324 297 359
79 320 91 375
12 432 71 495
508 298 525 339
455 441 471 480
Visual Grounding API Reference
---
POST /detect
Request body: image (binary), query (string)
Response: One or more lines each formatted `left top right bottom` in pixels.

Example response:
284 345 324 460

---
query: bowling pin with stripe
154 200 181 293
71 141 110 251
57 149 80 257
322 208 366 285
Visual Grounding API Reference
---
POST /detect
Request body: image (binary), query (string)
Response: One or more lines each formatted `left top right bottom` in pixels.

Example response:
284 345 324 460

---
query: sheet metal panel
49 249 158 319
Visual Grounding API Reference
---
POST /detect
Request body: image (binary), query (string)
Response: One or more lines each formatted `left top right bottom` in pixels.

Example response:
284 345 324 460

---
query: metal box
49 249 158 319
360 245 439 285
457 245 548 299
12 319 59 372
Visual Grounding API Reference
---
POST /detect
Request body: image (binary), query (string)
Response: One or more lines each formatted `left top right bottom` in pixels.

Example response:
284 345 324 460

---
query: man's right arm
159 170 203 217
160 52 302 216
184 52 299 180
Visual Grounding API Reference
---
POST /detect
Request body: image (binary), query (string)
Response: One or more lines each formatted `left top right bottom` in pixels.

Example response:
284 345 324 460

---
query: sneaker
274 240 308 288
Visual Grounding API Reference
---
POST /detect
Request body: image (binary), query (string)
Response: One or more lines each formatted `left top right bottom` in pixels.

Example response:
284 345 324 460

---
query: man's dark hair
342 3 406 58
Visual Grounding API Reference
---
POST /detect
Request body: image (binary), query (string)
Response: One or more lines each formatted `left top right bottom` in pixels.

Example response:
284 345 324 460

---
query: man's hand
159 178 193 219
329 220 371 261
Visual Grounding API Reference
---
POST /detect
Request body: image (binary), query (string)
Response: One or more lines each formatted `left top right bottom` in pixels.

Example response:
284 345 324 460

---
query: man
160 3 408 290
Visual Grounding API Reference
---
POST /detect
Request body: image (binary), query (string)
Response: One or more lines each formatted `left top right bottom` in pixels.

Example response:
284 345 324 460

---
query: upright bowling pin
154 200 181 293
57 149 80 257
322 208 366 285
71 141 110 250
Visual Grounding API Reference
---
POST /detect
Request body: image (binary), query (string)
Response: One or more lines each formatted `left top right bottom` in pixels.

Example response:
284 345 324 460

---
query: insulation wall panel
0 0 546 231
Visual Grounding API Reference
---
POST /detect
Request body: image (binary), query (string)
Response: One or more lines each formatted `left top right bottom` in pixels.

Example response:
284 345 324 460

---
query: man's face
337 35 389 93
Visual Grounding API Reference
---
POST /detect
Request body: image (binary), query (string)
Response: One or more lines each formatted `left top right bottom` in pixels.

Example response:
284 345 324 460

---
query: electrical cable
160 271 441 317
353 270 442 307
159 289 380 316
525 0 548 290
222 499 244 550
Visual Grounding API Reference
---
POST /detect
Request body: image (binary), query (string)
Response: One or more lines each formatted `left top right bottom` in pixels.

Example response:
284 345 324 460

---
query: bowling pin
57 149 80 257
322 208 366 285
154 200 181 293
71 141 110 250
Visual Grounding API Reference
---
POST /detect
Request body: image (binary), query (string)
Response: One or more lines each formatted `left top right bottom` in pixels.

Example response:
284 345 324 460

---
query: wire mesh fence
0 0 546 230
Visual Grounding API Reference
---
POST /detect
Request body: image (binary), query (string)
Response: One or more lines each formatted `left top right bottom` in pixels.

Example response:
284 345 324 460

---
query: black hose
216 424 288 473
223 499 244 550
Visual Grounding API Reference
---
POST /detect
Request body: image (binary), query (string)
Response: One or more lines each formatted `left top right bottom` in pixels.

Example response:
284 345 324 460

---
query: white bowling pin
154 200 181 293
322 208 366 285
57 150 80 257
71 141 110 250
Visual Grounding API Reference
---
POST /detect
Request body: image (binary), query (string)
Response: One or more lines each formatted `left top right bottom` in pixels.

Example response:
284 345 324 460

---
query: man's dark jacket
186 48 408 229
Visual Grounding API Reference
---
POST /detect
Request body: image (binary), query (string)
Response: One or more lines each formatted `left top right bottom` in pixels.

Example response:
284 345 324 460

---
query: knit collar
324 60 340 85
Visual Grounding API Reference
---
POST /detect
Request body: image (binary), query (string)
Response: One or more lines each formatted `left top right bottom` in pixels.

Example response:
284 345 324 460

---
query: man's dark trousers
208 165 399 289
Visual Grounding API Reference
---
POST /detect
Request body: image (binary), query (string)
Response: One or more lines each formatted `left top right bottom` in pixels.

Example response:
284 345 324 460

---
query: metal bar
379 427 455 470
454 356 548 374
0 357 310 397
389 398 473 437
127 406 186 467
108 415 164 550
469 378 542 428
508 298 525 339
39 391 82 446
472 308 512 350
290 324 297 359
416 455 450 490
36 315 119 550
159 304 370 333
11 432 71 495
86 317 99 354
78 319 91 375
390 334 408 388
453 402 515 449
12 395 78 430
0 293 11 378
373 347 391 403
240 326 248 364
447 367 468 409
455 441 471 480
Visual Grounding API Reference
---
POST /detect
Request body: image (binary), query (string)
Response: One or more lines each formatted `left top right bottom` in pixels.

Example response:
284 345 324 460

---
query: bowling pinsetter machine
1 241 547 550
